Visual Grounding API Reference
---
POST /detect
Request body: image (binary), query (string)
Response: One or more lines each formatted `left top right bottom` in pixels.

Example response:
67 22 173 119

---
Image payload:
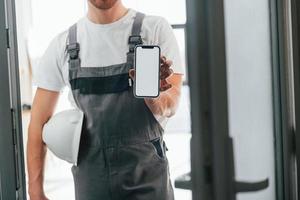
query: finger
161 83 172 91
160 60 172 74
165 60 173 67
129 69 135 79
160 68 174 80
160 60 173 71
160 84 172 91
160 56 167 63
160 60 169 67
160 79 170 88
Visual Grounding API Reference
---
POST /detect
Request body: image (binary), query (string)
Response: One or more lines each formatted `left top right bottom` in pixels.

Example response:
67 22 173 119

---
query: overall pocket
149 138 167 161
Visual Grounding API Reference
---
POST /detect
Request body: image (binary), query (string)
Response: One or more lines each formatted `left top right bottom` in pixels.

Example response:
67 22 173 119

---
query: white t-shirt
33 9 184 127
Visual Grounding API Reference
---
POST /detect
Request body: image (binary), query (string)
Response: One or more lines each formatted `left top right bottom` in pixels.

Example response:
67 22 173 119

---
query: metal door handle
175 173 269 193
175 172 192 190
235 178 269 193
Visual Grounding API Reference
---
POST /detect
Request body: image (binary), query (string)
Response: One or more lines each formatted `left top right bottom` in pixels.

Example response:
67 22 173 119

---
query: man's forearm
27 122 47 195
145 85 181 118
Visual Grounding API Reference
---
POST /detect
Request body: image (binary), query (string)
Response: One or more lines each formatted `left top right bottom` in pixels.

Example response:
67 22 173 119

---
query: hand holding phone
133 45 161 98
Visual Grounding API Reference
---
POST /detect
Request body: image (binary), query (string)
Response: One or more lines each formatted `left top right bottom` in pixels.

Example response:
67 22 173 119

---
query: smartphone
134 45 161 98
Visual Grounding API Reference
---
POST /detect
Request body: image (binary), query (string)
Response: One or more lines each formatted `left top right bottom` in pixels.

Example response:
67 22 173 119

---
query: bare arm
145 74 182 118
129 56 183 118
27 88 60 200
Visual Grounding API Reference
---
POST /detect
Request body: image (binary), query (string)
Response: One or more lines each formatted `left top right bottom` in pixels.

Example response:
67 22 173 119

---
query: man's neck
87 1 128 24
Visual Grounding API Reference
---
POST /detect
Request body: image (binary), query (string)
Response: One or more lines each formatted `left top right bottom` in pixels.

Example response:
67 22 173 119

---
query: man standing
27 0 183 199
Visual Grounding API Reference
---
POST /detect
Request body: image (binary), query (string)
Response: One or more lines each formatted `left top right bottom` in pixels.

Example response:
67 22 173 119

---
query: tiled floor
23 86 192 200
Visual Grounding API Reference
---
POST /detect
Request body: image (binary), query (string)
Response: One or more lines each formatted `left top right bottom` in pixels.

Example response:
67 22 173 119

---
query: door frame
290 0 300 198
186 0 235 200
269 0 296 199
0 0 27 199
187 0 298 199
271 0 299 199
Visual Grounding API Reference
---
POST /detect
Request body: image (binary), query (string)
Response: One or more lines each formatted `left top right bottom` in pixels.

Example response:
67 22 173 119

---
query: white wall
224 0 276 199
15 0 33 104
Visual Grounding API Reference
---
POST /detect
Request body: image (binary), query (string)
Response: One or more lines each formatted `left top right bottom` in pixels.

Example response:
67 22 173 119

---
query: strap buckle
128 35 143 45
67 43 80 59
128 36 142 53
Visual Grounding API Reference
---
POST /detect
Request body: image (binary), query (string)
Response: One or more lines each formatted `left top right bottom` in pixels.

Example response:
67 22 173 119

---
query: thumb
129 69 135 79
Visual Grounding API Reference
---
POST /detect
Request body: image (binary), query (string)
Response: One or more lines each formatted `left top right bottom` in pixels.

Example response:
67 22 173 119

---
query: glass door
184 0 293 199
224 0 275 198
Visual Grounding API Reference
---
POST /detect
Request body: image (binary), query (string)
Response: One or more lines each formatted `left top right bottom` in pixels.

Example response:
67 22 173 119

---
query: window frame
171 24 188 85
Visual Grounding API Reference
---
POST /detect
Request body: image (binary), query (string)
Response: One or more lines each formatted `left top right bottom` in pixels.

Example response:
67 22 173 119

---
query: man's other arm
27 88 60 200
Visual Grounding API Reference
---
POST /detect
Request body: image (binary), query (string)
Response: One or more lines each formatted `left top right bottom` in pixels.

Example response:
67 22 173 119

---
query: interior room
1 0 300 200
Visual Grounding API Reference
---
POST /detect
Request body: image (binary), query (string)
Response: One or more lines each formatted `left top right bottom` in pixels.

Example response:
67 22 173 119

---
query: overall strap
67 24 81 71
132 12 145 35
127 12 145 67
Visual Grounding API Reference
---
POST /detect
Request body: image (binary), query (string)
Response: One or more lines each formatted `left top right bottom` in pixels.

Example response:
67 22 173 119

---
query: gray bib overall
66 12 174 200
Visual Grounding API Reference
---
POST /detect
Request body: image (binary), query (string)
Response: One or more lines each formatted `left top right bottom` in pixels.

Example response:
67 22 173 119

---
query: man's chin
89 0 119 10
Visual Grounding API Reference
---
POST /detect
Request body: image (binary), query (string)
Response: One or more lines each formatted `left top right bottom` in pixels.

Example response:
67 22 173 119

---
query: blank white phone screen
135 46 160 97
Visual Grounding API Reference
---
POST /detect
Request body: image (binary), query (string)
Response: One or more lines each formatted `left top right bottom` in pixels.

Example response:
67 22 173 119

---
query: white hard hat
42 109 84 165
